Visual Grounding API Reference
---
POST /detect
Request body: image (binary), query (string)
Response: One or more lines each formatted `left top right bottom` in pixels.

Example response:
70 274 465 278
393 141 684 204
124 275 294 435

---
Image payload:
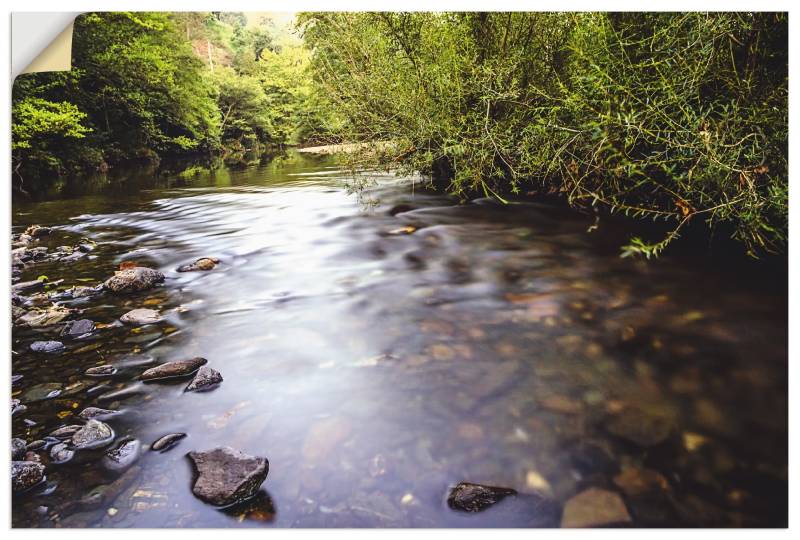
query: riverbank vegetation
12 12 788 257
12 12 333 189
299 12 788 257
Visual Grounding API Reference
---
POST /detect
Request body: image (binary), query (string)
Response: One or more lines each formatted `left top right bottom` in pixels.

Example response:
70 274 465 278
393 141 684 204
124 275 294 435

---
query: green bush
300 12 788 257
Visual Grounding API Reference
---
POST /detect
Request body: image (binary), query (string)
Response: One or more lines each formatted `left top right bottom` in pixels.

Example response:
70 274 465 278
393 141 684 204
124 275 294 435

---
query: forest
12 12 788 257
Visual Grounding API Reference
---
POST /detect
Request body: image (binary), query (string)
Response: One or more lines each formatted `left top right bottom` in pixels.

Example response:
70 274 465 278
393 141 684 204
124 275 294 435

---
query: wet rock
50 442 75 464
30 340 65 354
26 440 46 451
151 433 187 452
22 383 63 402
605 408 675 448
85 365 117 377
61 250 87 263
60 318 96 339
387 226 417 235
12 461 46 492
569 440 619 477
141 357 207 381
103 266 165 294
387 203 416 216
540 394 583 414
613 467 670 497
50 285 101 300
77 407 120 421
185 366 223 392
12 438 27 460
103 439 141 470
561 488 632 528
11 279 46 293
50 425 82 440
12 398 27 416
17 305 72 327
120 308 162 325
71 419 115 450
177 257 220 272
24 225 52 238
97 384 147 403
447 482 517 513
187 446 269 507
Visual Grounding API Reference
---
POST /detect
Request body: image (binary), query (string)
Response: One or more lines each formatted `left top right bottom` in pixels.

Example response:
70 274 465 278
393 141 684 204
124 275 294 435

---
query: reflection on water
12 152 787 527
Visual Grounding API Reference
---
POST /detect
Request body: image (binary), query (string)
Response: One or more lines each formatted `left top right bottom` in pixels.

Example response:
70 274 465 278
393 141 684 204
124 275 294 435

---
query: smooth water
11 152 787 527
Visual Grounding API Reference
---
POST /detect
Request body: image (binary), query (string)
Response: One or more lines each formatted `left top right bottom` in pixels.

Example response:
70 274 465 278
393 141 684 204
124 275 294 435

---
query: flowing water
11 152 787 527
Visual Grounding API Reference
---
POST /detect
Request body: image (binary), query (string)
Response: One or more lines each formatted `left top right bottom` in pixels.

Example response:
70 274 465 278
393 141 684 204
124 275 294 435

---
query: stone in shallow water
141 357 207 381
22 383 63 402
12 438 27 460
77 407 120 421
103 267 165 294
177 257 219 272
50 442 75 464
561 487 632 528
605 408 674 448
447 482 518 512
30 340 65 354
185 366 223 392
60 318 96 339
71 419 115 450
120 308 162 325
12 461 46 492
187 446 269 507
613 467 670 497
50 425 82 439
151 433 187 452
85 365 117 377
17 305 72 327
103 439 141 470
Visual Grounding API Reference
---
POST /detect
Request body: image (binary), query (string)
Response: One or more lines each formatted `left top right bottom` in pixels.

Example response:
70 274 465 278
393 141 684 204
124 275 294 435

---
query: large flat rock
188 446 269 507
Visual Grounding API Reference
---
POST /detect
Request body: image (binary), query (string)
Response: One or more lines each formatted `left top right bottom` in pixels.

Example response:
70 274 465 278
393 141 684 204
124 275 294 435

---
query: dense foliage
300 12 788 256
12 12 325 186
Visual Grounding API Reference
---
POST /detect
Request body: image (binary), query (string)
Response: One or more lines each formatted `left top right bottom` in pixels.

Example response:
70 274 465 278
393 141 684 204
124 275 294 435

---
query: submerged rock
561 488 631 528
71 420 115 450
60 318 96 339
103 439 141 470
103 266 165 294
22 383 63 402
606 408 675 448
187 446 269 507
24 225 52 238
50 442 75 464
141 357 207 381
177 257 220 272
185 366 223 392
12 398 27 416
50 425 82 440
85 365 117 377
447 482 518 513
96 384 147 403
151 433 186 452
50 285 102 301
17 305 72 327
12 461 46 492
77 407 120 421
120 308 162 325
30 340 65 354
12 438 27 460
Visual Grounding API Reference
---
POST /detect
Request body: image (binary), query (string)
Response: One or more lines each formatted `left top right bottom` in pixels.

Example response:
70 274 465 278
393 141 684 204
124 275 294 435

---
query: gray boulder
187 447 269 506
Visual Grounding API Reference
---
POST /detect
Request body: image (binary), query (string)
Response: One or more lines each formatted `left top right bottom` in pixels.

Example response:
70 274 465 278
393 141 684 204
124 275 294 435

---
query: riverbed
11 151 788 527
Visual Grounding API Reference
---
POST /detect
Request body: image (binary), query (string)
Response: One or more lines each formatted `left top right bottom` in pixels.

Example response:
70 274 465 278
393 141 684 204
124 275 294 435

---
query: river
11 151 788 527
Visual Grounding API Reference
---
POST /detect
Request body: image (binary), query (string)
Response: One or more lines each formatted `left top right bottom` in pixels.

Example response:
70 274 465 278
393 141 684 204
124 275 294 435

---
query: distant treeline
12 12 336 188
299 12 788 257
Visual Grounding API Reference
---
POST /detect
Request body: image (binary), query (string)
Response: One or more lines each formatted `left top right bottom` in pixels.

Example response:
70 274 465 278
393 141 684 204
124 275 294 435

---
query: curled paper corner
12 13 80 78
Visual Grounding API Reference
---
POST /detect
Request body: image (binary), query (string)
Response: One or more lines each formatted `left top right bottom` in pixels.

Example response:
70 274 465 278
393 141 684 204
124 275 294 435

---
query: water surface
11 152 788 527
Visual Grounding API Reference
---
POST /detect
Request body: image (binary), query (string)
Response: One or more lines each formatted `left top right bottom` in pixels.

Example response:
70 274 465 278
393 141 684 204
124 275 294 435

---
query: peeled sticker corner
12 13 80 78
